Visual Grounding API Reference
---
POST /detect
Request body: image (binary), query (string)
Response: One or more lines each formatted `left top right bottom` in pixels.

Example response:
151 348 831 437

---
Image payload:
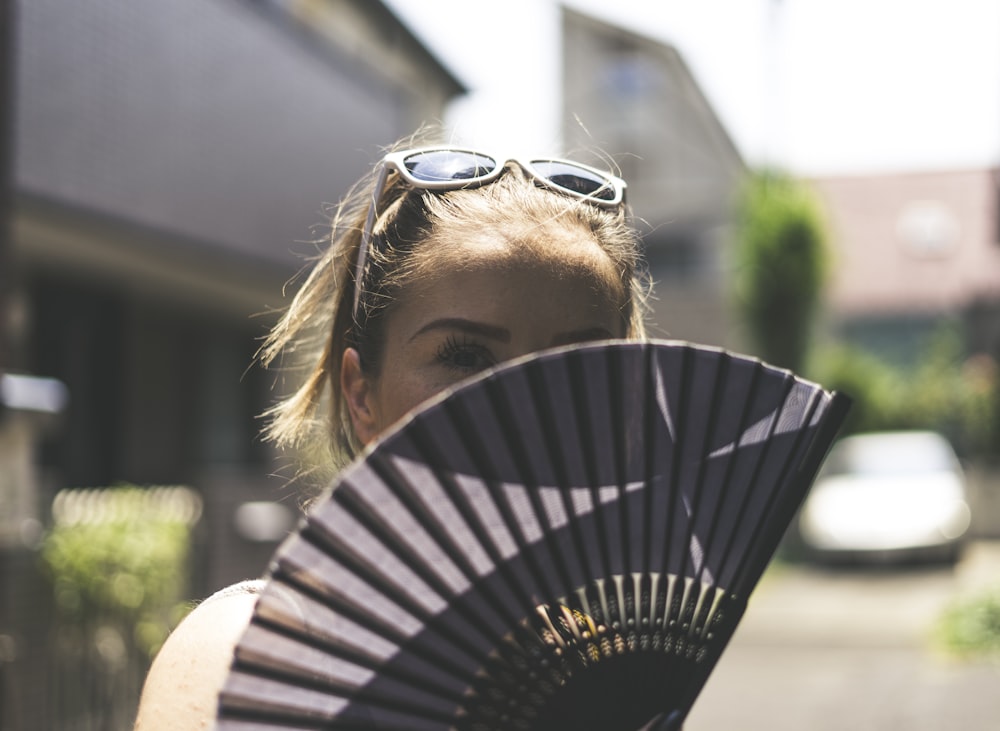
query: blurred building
2 3 462 725
10 0 461 493
7 0 461 566
811 168 1000 362
561 7 746 347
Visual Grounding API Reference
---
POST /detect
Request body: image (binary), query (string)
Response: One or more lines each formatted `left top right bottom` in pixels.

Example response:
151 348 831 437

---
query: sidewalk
685 545 1000 731
955 540 1000 594
734 541 1000 649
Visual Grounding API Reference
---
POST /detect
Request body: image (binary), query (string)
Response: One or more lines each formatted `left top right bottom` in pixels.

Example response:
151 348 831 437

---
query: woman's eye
436 337 496 373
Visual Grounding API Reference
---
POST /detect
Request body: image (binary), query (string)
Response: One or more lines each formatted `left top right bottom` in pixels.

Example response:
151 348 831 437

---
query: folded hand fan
217 340 850 731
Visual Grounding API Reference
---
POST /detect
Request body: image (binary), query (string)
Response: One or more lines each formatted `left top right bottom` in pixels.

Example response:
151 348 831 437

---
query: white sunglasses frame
351 147 627 319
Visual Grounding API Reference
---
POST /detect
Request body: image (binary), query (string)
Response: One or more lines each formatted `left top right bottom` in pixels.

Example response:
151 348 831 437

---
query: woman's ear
341 348 379 446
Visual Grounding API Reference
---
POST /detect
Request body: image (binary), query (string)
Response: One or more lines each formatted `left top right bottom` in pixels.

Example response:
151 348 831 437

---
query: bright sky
384 0 1000 176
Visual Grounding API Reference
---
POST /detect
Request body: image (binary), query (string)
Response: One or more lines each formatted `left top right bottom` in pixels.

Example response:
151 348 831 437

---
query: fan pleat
218 340 850 731
306 494 445 615
266 541 479 676
731 389 841 597
220 666 455 729
692 360 761 590
342 461 515 647
441 380 562 608
568 348 623 591
250 574 476 694
718 388 817 595
490 362 584 605
678 348 733 586
232 622 469 713
700 362 790 591
402 405 545 618
653 345 693 583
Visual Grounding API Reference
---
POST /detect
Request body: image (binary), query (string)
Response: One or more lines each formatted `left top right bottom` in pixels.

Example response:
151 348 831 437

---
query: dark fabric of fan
217 340 850 731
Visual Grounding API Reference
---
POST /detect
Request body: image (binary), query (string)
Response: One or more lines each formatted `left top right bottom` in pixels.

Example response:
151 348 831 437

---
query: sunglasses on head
352 147 628 319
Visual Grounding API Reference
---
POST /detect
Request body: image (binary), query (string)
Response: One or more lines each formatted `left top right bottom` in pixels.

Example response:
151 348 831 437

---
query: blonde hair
259 139 650 486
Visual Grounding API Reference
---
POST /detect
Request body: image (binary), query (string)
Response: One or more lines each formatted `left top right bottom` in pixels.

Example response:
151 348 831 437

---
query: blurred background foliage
809 328 1000 461
733 167 999 464
732 169 830 375
39 486 200 730
936 584 1000 659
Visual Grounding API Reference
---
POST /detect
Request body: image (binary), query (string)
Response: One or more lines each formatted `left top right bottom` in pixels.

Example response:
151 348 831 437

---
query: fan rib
564 347 616 599
241 590 474 702
721 385 822 597
604 339 632 577
227 625 469 718
680 348 728 584
221 664 461 730
498 361 587 604
690 358 761 591
640 346 671 591
293 520 496 675
684 351 732 596
443 382 559 606
266 546 484 686
347 454 519 647
696 360 784 594
732 389 850 596
398 419 538 626
656 346 693 590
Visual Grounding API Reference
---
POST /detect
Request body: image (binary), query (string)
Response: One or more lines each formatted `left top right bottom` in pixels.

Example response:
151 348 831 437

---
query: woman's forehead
388 263 627 341
396 247 628 336
421 217 617 274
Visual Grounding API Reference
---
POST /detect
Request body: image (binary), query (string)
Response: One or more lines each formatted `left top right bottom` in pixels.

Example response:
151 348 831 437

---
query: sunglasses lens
531 160 618 202
403 150 498 183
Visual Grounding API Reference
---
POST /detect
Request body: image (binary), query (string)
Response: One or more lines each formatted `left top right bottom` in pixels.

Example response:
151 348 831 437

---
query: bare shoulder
133 586 260 731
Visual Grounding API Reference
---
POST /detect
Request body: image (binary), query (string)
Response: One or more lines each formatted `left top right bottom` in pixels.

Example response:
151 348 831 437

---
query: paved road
684 543 1000 731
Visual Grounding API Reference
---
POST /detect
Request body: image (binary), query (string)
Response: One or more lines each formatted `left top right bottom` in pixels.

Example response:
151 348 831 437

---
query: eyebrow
410 318 616 346
411 318 511 343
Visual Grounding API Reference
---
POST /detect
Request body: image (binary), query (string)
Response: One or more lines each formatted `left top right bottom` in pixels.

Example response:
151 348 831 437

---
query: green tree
733 170 830 372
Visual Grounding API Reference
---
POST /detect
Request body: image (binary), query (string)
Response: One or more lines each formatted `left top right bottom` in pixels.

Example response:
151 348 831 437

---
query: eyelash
435 335 496 373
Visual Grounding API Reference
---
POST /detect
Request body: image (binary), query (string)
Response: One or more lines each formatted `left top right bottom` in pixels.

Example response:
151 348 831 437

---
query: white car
797 430 971 563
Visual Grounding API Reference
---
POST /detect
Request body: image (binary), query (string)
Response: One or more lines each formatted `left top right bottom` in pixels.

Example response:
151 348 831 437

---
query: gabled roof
561 7 744 230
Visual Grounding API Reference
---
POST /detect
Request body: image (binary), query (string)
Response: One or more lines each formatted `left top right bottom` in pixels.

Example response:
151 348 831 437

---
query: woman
133 140 649 730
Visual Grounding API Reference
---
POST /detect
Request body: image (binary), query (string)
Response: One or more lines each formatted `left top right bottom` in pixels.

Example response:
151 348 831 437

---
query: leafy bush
935 585 1000 659
809 328 1000 460
40 486 201 730
42 485 200 657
